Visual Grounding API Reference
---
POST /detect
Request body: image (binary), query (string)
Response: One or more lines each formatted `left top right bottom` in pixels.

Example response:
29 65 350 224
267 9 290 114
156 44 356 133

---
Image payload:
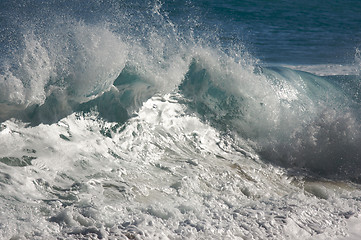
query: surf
1 0 361 239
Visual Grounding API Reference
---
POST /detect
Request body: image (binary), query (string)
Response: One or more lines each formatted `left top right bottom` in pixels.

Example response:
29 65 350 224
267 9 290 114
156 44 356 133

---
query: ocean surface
1 0 361 239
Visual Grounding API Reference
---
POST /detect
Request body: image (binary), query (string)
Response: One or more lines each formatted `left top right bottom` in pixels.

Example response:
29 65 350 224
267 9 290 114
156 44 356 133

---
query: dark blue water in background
163 0 361 65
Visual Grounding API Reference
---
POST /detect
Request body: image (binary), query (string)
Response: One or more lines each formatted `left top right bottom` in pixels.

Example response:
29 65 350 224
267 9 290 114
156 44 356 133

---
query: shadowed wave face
179 58 361 180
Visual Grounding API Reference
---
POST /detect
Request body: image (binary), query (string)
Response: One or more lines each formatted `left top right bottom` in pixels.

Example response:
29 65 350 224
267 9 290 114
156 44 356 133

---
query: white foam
0 94 361 239
282 64 360 76
308 216 361 240
336 216 361 240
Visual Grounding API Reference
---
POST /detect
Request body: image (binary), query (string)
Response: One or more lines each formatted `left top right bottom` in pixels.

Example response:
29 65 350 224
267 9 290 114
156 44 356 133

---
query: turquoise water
0 0 361 239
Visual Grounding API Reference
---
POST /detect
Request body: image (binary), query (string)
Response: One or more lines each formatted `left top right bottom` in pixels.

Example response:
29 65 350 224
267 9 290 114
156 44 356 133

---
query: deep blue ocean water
0 1 361 239
178 0 361 64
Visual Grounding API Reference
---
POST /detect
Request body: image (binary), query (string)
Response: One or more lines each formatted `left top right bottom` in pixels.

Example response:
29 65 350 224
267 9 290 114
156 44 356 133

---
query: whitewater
0 0 361 239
